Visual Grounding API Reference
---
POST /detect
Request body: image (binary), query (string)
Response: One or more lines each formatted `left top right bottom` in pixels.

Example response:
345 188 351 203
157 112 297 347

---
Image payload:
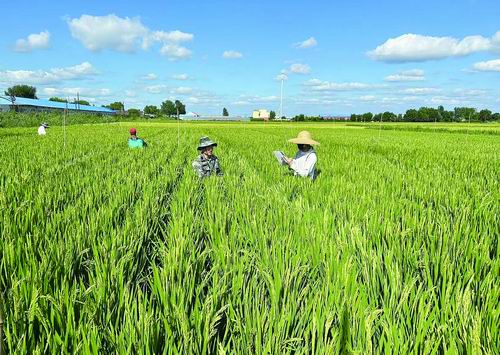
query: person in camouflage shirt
192 136 223 178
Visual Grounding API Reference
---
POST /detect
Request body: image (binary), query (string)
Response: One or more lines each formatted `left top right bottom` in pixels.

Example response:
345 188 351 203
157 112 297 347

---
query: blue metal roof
3 97 116 113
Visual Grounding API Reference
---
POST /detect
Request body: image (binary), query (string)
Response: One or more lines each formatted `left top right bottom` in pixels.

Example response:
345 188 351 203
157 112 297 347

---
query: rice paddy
0 121 498 353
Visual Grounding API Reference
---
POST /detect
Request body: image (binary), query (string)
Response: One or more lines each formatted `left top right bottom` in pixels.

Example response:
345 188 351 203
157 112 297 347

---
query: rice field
1 121 499 353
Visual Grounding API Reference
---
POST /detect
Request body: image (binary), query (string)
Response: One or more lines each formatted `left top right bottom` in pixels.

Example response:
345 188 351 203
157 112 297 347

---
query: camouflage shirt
192 154 223 178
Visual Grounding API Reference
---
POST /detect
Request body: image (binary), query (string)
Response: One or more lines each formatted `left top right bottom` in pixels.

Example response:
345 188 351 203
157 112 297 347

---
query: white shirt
290 149 317 178
38 126 46 135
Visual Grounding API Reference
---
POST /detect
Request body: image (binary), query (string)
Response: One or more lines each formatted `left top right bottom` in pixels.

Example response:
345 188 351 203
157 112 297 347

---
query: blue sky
1 0 499 115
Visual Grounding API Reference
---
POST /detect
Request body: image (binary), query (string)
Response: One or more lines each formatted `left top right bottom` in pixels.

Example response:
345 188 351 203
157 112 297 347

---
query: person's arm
142 139 148 147
216 159 223 176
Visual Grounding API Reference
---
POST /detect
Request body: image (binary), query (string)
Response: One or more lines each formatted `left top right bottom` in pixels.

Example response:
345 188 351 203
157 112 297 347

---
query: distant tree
454 107 476 122
492 113 500 121
362 112 373 122
127 108 141 117
478 109 492 122
161 100 176 117
269 110 276 120
144 105 159 116
174 100 186 118
223 107 229 116
49 97 67 103
5 85 37 99
73 99 90 106
404 109 419 122
106 102 125 111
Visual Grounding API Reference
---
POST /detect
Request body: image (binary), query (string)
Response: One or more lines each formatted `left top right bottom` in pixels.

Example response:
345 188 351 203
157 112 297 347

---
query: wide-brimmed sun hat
41 122 49 128
197 136 217 150
287 131 320 146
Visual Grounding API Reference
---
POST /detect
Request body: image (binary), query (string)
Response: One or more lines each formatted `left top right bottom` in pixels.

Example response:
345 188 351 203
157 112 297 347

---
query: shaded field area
1 122 499 353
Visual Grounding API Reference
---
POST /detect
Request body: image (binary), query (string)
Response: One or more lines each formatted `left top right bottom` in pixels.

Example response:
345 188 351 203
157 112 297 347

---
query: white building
252 109 270 120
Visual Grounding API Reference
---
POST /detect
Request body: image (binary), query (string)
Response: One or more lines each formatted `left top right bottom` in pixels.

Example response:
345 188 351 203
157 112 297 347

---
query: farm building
252 109 270 120
0 97 116 115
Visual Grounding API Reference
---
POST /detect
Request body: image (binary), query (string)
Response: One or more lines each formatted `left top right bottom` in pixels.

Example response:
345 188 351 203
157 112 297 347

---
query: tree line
351 106 499 122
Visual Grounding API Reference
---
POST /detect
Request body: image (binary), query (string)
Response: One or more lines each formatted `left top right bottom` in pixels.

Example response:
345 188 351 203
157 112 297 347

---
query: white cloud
160 43 192 60
170 86 193 94
401 87 441 95
369 31 500 62
304 78 381 91
223 50 243 59
173 74 189 80
289 63 311 74
385 69 425 82
294 37 317 49
141 73 157 80
42 87 112 97
472 58 500 72
148 30 193 44
15 31 50 52
68 14 148 52
233 95 279 105
67 14 194 60
145 84 168 94
0 62 97 85
125 90 136 97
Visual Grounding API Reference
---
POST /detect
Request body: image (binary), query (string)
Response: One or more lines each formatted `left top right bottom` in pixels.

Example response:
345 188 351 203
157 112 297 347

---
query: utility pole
279 78 284 120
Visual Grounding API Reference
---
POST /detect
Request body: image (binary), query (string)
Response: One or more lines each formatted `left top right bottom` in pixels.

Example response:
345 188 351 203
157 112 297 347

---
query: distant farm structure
0 97 116 115
252 109 270 121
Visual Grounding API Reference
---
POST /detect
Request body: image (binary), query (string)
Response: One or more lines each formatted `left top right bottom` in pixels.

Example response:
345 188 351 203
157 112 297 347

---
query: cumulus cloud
67 14 193 60
160 43 192 60
233 95 279 105
42 87 112 97
294 37 317 49
222 50 243 59
170 86 193 94
15 31 50 52
289 63 311 74
472 58 500 72
385 69 425 82
304 78 381 91
173 74 189 80
369 31 500 62
401 87 441 95
141 73 157 80
145 84 168 94
0 62 97 85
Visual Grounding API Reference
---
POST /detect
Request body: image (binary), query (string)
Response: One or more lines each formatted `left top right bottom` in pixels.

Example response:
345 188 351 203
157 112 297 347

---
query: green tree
478 109 492 122
223 107 229 116
144 105 159 116
73 100 90 106
49 97 67 103
161 100 176 117
106 102 124 111
362 112 373 122
5 85 37 99
269 111 276 120
174 100 186 118
127 108 141 117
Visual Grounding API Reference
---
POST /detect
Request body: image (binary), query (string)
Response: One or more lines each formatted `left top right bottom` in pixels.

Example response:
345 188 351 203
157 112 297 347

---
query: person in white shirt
285 131 320 179
38 122 49 135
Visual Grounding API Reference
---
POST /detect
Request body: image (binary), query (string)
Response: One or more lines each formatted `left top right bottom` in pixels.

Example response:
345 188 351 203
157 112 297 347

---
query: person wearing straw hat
192 136 223 178
128 127 148 148
38 122 49 135
285 131 320 179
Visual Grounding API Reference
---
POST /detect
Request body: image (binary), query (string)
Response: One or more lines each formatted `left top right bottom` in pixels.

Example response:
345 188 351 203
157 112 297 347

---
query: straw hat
287 131 320 146
197 136 218 150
